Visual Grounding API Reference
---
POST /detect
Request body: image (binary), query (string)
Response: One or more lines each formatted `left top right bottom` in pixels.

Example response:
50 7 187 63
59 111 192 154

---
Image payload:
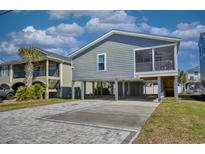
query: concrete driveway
0 99 159 144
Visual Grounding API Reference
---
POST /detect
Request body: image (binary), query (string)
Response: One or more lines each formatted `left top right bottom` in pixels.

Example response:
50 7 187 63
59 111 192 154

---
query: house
185 66 201 93
69 30 181 101
0 48 72 99
186 66 200 82
199 32 205 88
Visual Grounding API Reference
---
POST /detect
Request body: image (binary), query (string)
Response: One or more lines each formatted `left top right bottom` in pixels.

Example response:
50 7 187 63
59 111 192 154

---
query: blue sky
0 10 205 71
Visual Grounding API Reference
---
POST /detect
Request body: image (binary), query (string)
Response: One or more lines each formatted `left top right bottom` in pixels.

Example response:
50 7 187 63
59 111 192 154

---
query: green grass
133 95 205 144
0 98 76 112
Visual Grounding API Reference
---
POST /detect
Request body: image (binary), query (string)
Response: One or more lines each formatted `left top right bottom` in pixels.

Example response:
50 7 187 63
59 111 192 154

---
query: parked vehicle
0 86 15 101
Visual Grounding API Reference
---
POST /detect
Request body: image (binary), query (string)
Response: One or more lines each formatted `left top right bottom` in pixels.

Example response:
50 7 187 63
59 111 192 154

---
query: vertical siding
72 34 172 81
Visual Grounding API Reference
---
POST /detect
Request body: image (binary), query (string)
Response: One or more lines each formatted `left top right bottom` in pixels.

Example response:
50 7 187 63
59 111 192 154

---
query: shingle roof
0 48 70 65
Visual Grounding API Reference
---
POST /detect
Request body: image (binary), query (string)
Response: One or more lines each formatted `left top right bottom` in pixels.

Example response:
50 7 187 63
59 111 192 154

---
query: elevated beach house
0 49 72 99
69 30 181 101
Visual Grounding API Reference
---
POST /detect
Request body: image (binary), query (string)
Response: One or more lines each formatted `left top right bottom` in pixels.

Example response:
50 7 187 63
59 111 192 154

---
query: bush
16 84 45 101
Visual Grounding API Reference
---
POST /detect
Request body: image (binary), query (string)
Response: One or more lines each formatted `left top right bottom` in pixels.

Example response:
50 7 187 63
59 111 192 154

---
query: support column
144 82 146 95
152 48 155 71
81 81 84 100
59 63 63 98
9 64 13 84
115 79 118 101
92 81 95 96
110 82 113 95
122 81 125 97
174 76 178 100
157 77 161 102
45 60 49 99
72 81 75 100
127 82 130 96
174 45 178 71
100 82 103 96
84 81 86 96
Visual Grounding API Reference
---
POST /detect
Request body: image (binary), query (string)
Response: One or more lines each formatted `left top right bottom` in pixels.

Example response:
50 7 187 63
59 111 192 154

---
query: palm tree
178 70 187 92
18 47 44 87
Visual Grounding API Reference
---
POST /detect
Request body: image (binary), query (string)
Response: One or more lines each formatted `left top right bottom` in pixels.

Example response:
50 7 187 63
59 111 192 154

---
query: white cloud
180 41 198 49
84 11 138 33
85 18 138 33
0 41 18 55
48 10 138 33
172 22 205 40
46 23 84 37
138 23 171 36
48 10 116 19
48 11 71 19
10 24 83 49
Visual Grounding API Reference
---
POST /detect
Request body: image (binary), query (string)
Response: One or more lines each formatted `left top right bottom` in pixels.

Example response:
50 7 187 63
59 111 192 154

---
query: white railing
135 60 174 72
155 60 174 71
135 62 152 72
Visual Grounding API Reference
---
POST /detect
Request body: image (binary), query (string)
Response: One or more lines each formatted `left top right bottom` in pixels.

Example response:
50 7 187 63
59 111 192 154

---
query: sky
0 10 205 71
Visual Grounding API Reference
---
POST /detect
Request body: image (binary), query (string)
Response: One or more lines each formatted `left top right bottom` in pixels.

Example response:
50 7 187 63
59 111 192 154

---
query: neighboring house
0 48 72 98
185 66 201 93
186 66 200 82
69 30 181 101
199 32 205 88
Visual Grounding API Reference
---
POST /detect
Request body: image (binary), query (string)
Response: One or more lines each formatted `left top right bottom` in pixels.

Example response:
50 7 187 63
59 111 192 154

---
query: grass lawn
133 95 205 144
0 98 75 112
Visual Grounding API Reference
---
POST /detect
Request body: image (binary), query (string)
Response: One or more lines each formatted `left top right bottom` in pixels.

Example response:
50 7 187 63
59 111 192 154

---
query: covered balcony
13 60 60 78
135 45 177 74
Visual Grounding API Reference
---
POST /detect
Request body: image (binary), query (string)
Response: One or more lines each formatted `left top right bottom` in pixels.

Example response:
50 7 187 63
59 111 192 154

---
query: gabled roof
0 48 71 66
68 29 181 58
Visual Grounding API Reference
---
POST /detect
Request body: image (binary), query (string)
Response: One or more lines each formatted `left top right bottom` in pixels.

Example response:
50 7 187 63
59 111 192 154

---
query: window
34 64 45 77
0 65 9 77
194 71 198 75
97 53 106 71
49 63 59 77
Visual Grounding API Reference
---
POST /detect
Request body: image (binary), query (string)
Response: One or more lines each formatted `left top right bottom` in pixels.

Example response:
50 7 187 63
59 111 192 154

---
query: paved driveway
0 99 159 144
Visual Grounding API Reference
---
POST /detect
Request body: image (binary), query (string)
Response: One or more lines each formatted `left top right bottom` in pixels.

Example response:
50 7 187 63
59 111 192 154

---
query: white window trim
97 53 107 72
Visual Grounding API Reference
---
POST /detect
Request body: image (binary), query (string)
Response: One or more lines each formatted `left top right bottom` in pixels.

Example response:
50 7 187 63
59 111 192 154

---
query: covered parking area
72 78 160 102
72 75 178 102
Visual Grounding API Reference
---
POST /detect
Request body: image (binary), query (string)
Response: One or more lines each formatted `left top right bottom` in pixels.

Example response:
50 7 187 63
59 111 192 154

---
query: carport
71 78 158 101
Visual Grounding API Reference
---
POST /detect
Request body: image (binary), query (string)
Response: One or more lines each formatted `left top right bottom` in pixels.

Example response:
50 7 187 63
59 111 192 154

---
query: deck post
122 81 125 97
84 81 86 96
45 60 49 99
152 48 155 71
72 81 75 100
127 82 130 96
9 64 13 84
110 82 113 95
100 82 103 96
115 79 118 101
81 81 84 100
157 76 161 102
174 45 178 71
92 81 95 96
174 76 178 100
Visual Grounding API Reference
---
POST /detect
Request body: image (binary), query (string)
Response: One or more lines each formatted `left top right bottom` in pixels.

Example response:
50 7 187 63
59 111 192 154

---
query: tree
18 47 44 87
178 70 187 92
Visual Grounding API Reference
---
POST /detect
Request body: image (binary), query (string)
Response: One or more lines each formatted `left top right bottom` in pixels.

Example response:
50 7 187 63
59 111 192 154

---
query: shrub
95 87 110 95
16 84 45 101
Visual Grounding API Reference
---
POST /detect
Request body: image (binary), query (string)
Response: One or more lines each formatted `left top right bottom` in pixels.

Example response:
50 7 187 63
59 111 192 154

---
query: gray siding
72 34 173 81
